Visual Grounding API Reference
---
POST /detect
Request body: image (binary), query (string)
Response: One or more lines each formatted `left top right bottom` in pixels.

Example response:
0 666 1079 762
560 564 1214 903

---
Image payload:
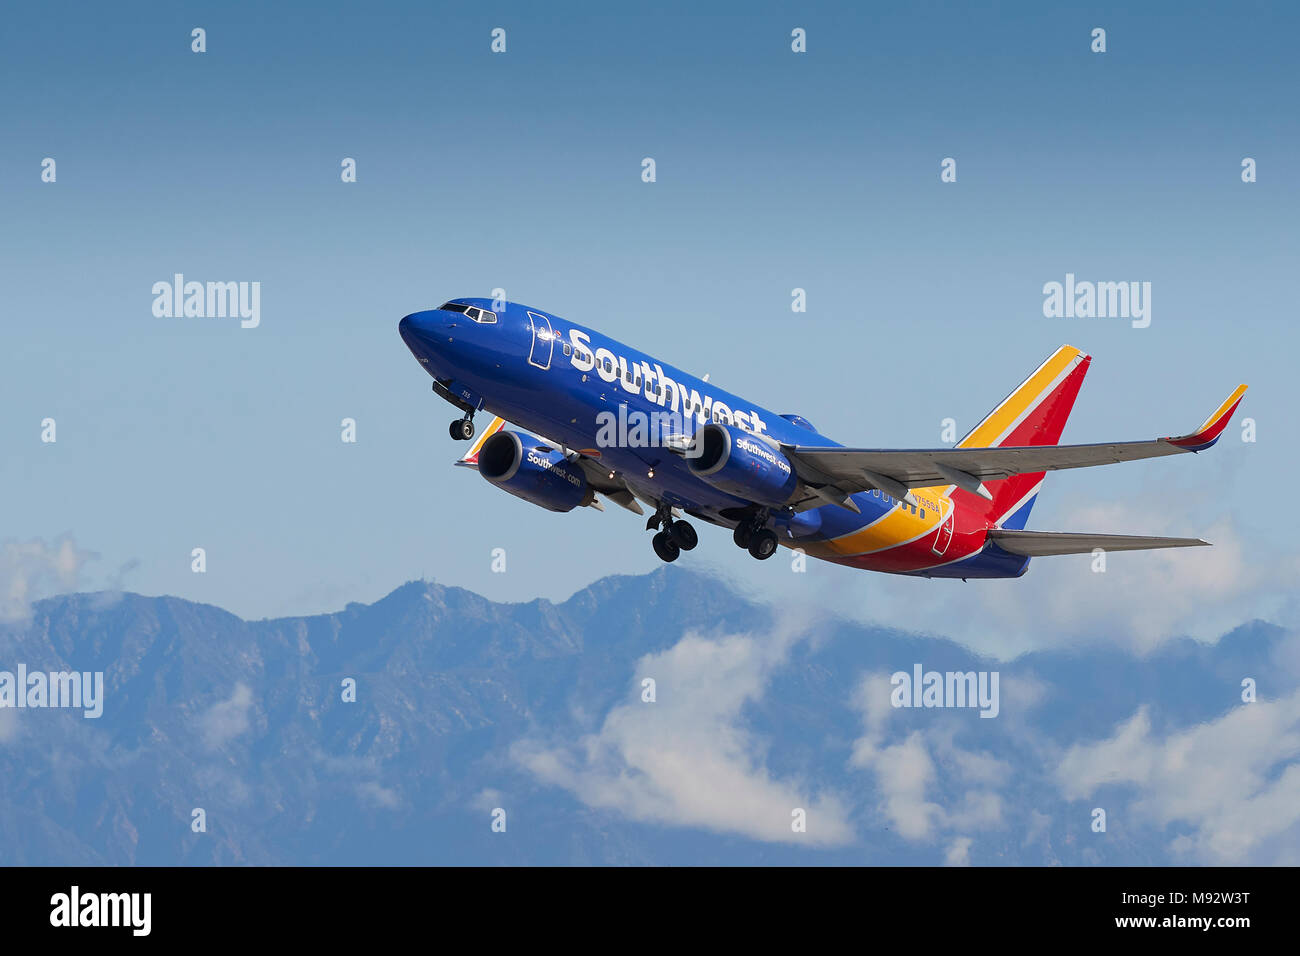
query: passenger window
562 343 572 356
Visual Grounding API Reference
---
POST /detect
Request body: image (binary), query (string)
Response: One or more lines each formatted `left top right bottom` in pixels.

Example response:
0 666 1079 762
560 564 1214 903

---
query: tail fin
955 345 1091 528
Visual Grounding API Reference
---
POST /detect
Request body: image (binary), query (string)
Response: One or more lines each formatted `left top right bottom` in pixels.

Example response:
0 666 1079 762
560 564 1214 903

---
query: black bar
0 866 1282 942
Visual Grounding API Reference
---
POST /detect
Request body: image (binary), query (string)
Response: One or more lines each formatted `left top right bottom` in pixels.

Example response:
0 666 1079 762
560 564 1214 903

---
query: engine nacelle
687 423 799 507
476 430 596 513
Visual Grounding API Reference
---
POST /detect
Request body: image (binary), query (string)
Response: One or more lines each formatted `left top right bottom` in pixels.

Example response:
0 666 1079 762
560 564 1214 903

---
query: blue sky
1 0 1295 638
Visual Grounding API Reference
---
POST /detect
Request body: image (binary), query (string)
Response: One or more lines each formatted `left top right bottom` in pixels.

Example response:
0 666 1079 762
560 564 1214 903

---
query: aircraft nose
399 309 460 375
398 310 438 349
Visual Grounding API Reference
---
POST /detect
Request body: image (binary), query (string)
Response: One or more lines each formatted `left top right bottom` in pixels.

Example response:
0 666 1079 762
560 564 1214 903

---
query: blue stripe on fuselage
907 542 1032 579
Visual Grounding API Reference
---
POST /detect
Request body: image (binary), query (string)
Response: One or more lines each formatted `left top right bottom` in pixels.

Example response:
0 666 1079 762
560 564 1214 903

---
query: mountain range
0 567 1290 865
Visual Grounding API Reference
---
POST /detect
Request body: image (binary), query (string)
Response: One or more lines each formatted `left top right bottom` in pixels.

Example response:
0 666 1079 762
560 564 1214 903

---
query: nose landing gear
449 416 476 441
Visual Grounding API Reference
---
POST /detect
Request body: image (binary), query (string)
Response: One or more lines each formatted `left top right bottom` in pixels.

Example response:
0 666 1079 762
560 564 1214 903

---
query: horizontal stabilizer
987 529 1209 556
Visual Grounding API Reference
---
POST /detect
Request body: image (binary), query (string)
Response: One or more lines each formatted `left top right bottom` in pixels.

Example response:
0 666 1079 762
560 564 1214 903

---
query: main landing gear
642 505 778 563
646 505 697 563
732 515 778 560
449 415 475 441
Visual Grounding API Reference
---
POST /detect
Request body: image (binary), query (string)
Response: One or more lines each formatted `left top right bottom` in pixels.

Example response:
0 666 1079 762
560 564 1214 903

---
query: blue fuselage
398 299 1026 578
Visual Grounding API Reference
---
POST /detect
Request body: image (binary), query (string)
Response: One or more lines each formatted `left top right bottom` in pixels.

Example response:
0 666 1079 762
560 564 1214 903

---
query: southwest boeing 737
398 300 1247 579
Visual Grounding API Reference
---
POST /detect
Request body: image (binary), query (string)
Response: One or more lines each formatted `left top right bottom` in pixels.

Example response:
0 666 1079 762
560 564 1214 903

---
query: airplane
398 299 1247 579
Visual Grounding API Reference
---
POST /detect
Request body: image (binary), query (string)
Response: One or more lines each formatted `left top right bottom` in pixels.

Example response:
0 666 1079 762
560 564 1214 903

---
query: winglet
454 415 507 468
1165 384 1248 451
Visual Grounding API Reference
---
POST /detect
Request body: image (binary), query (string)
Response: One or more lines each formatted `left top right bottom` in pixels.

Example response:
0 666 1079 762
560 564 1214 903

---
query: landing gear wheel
450 418 475 441
733 524 752 549
747 528 778 560
652 531 680 563
668 520 698 551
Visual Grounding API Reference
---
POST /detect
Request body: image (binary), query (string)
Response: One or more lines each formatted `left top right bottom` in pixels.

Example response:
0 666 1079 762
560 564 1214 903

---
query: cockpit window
439 302 497 324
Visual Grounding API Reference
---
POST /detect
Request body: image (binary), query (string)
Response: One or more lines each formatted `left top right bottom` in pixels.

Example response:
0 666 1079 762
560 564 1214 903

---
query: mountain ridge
0 568 1289 865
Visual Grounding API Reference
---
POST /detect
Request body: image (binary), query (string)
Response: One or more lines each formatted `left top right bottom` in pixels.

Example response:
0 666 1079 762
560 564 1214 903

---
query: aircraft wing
780 385 1247 501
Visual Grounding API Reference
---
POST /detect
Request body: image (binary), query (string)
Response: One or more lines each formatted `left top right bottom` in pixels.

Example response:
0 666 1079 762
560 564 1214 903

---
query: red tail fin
954 345 1091 528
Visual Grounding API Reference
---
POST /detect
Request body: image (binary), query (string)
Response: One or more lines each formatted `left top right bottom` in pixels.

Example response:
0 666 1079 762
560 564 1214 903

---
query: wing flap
595 487 645 515
987 529 1209 556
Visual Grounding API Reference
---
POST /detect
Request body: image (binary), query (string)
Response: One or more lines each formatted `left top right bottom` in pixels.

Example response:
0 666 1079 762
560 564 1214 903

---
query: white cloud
512 618 854 847
853 730 943 840
849 671 1009 845
0 708 18 745
944 836 973 866
311 749 402 811
846 645 1300 865
1022 809 1052 849
0 535 95 622
356 780 400 809
1055 682 1300 864
199 683 254 749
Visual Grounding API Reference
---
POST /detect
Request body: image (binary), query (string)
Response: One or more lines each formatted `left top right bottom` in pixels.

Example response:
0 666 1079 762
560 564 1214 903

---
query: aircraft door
931 508 954 556
527 311 554 370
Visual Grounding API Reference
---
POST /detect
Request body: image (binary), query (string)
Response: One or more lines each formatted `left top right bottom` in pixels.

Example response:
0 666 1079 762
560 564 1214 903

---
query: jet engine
476 430 597 513
687 423 799 507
